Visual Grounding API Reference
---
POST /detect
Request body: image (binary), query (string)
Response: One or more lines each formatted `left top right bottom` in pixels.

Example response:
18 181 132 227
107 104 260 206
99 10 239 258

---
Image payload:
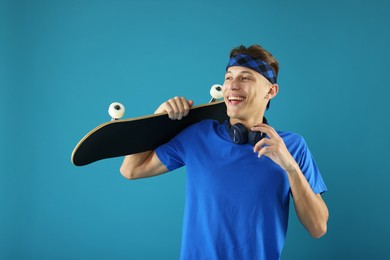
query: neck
229 113 266 129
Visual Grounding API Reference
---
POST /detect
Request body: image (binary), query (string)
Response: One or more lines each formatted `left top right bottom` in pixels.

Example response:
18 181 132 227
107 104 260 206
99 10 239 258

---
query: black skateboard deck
71 101 227 166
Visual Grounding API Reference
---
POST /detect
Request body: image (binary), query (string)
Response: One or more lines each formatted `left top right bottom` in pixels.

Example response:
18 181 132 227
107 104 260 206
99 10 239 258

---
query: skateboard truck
108 102 125 121
209 84 223 103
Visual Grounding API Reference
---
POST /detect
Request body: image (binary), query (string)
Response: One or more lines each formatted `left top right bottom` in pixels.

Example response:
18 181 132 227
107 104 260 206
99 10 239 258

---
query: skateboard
71 85 227 166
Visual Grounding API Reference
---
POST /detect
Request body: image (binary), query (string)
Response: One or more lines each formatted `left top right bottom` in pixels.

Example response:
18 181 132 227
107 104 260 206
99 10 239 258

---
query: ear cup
248 130 265 146
227 121 266 146
228 123 248 144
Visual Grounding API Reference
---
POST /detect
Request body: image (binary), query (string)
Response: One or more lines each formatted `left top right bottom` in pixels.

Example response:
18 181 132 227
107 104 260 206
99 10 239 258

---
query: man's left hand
252 124 297 172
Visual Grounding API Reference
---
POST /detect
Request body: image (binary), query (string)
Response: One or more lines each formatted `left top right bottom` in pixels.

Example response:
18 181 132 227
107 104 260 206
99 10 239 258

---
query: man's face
222 66 275 125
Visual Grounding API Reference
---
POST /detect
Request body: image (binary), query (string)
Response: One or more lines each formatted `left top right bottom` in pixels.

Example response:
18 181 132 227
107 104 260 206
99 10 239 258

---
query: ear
266 84 279 99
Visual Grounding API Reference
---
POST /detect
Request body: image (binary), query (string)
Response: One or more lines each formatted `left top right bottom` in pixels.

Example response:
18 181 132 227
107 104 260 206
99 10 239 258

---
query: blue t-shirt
155 120 327 260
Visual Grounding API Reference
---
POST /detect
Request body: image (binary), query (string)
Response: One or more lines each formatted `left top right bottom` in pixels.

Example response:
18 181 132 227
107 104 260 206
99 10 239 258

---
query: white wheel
108 102 125 120
210 84 223 99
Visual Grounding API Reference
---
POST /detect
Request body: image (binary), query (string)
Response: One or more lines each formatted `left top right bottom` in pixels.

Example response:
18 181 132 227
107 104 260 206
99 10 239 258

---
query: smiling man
120 44 329 260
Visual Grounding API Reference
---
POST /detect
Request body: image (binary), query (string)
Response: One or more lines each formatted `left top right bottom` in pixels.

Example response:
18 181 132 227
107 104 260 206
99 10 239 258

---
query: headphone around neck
227 117 268 146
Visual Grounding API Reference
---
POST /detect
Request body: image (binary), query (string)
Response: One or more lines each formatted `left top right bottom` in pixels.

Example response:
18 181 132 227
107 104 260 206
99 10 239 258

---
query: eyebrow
225 70 255 76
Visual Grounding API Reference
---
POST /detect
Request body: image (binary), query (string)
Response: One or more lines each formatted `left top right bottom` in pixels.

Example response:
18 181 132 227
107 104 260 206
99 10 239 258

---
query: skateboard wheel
210 84 223 99
108 102 125 120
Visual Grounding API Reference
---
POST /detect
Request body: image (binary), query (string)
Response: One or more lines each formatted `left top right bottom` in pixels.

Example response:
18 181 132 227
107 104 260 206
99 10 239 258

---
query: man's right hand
154 96 194 120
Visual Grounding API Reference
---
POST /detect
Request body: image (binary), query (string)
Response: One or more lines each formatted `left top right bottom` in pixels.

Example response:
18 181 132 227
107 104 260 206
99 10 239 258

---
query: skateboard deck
71 101 227 166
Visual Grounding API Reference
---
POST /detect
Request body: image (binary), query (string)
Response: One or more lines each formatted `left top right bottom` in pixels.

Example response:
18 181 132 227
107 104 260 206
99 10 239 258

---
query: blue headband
226 54 277 84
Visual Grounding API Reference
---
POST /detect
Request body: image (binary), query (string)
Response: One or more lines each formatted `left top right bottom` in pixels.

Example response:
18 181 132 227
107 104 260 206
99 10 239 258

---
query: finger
155 101 170 115
256 145 276 159
156 102 172 116
180 97 191 117
185 99 194 117
251 124 279 139
256 146 268 159
176 96 188 120
155 97 193 119
172 96 191 120
253 137 273 153
171 96 184 120
182 98 194 117
167 98 179 119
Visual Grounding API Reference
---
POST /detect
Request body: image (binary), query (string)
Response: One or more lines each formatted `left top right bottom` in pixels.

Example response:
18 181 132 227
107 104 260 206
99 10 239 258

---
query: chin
226 110 240 120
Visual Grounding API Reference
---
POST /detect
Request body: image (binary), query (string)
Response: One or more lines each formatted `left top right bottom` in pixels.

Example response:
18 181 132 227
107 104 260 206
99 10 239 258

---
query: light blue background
1 0 389 259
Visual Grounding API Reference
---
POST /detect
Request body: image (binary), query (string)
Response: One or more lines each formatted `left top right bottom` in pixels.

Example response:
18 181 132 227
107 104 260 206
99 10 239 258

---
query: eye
242 76 250 81
225 76 232 81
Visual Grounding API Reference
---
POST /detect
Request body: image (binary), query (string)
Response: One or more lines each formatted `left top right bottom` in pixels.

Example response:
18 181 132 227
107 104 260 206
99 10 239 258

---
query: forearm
120 151 167 180
120 97 192 180
286 163 329 238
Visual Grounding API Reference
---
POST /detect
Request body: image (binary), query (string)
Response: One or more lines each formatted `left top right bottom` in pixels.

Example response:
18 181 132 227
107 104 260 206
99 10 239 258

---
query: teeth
228 96 245 101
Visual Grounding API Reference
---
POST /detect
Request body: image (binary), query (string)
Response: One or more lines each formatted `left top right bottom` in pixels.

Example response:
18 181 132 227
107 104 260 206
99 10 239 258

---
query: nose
224 78 241 91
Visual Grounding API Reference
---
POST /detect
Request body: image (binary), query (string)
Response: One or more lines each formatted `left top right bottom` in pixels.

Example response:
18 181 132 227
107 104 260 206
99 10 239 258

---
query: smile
227 96 246 106
228 96 245 101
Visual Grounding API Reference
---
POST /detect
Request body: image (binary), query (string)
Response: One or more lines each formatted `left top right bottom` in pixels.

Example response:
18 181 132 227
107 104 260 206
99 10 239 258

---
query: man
120 44 329 259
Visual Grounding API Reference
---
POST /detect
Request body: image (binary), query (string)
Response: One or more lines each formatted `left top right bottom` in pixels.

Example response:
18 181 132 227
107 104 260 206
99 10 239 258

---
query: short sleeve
296 137 328 194
282 132 328 195
155 124 196 172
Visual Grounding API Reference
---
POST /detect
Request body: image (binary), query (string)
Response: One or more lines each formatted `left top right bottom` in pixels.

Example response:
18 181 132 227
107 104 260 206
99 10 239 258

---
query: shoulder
277 130 308 152
186 119 222 133
277 130 317 166
173 119 222 140
277 130 305 143
194 119 221 127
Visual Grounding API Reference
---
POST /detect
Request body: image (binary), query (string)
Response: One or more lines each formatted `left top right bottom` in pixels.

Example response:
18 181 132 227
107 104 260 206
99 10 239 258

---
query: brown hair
229 44 279 110
229 44 279 79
